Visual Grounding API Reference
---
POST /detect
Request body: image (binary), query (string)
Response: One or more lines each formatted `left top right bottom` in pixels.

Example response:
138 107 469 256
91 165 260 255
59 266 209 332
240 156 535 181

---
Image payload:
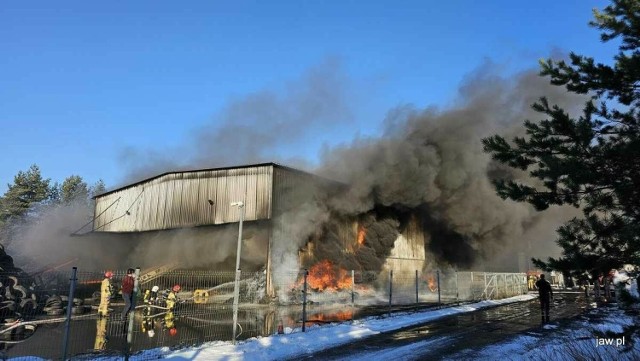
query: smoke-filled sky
0 0 622 277
0 0 617 193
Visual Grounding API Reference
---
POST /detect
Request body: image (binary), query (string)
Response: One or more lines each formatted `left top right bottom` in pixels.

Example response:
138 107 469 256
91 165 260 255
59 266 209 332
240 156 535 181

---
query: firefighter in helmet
143 285 161 316
166 284 180 311
144 285 160 305
98 271 113 317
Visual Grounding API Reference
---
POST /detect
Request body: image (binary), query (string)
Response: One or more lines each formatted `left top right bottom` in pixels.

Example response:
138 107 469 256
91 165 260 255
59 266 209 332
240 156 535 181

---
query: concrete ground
296 292 589 360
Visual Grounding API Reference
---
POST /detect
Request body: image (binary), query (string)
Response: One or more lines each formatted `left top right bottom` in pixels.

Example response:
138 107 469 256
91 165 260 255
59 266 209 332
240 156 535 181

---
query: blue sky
0 0 616 193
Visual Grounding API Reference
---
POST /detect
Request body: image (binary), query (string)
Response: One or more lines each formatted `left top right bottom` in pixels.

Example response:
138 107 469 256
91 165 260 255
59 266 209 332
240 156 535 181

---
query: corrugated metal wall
93 165 274 232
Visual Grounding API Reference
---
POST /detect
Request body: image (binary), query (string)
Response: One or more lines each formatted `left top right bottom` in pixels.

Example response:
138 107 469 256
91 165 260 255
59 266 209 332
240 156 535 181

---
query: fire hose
0 320 37 344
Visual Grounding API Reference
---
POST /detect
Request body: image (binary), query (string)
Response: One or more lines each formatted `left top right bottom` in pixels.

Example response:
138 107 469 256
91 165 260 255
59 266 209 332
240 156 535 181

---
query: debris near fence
0 245 40 322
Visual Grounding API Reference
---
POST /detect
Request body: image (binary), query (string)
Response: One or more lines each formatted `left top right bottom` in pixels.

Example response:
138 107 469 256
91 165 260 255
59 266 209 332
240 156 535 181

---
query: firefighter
166 284 180 311
98 271 113 317
163 309 176 335
94 316 108 350
141 313 156 337
144 285 160 305
143 285 161 316
527 275 536 290
164 311 175 328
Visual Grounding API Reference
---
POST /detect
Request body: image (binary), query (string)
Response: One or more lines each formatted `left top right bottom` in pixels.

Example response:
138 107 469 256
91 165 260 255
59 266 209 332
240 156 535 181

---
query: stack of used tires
42 295 85 316
0 245 39 320
43 295 64 316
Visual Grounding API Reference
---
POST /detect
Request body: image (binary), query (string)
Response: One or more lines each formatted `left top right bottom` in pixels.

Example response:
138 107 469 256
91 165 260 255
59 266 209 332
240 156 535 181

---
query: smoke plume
7 60 584 279
118 58 352 184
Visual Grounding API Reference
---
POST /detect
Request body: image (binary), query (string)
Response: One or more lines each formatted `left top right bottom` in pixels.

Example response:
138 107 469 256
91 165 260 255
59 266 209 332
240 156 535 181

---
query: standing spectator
580 275 590 297
604 270 613 301
121 268 135 319
535 274 554 322
594 273 603 299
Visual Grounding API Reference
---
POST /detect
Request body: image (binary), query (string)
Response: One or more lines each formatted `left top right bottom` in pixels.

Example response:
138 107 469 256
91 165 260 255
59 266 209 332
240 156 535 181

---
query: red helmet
172 284 181 292
104 271 113 278
169 327 178 336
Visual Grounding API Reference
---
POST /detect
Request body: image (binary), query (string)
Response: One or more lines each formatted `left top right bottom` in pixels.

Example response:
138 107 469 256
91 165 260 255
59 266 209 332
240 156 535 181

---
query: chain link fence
0 267 526 360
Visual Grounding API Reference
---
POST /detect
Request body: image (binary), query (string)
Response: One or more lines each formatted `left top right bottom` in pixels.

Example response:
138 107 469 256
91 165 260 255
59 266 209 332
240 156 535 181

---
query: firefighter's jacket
144 289 158 304
166 291 177 310
98 278 112 316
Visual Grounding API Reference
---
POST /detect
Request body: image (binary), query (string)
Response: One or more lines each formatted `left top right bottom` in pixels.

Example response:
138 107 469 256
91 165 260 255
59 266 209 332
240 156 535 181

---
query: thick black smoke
317 63 584 269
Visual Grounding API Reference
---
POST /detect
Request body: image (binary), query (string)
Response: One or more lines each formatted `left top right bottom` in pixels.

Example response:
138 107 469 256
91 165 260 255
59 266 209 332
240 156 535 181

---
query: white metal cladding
93 165 274 232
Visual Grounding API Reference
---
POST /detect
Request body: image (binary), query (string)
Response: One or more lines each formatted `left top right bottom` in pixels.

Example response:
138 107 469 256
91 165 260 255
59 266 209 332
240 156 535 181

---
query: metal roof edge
93 162 341 199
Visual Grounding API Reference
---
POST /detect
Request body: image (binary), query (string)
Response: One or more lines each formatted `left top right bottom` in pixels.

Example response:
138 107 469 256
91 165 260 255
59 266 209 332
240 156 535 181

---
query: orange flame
427 275 437 292
357 225 366 245
309 310 354 322
306 260 353 291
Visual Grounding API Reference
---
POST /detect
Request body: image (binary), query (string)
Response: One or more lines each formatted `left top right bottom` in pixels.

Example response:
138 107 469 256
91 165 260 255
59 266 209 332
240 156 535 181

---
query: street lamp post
230 201 245 345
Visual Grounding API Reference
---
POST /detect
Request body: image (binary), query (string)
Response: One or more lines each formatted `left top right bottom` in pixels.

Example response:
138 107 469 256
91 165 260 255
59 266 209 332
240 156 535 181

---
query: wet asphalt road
295 292 589 361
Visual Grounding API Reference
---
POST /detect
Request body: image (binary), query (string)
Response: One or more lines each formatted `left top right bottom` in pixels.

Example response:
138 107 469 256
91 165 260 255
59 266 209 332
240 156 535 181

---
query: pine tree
89 179 106 198
60 175 89 205
483 0 640 275
0 165 52 244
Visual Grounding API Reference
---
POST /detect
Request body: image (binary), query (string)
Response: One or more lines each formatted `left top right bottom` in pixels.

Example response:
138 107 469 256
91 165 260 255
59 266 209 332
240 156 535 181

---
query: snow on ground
447 304 640 361
15 294 638 361
115 295 535 361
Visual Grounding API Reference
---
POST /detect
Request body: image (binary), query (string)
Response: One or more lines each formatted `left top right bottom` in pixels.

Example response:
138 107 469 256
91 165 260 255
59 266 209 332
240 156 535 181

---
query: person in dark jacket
121 268 135 319
535 274 553 322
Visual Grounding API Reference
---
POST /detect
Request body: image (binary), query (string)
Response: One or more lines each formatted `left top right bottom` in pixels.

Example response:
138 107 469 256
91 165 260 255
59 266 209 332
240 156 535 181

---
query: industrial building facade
92 163 427 297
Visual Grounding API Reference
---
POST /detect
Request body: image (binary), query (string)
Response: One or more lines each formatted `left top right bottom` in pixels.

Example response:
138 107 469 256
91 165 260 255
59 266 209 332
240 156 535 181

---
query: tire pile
0 246 39 321
42 295 84 316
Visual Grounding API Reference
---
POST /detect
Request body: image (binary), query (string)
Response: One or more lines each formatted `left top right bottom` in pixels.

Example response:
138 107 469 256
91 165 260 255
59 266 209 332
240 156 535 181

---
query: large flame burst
306 260 353 291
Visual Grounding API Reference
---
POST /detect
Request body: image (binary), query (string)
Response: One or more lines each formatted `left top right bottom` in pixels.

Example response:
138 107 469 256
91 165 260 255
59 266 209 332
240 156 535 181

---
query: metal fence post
62 266 77 361
302 270 308 332
437 270 441 306
388 270 393 315
232 201 245 345
455 271 459 303
484 273 487 299
415 270 419 304
351 270 355 305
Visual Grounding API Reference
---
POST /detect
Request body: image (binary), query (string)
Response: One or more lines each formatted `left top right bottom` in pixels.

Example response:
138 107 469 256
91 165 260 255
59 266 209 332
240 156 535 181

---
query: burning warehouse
78 69 581 302
91 162 430 299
